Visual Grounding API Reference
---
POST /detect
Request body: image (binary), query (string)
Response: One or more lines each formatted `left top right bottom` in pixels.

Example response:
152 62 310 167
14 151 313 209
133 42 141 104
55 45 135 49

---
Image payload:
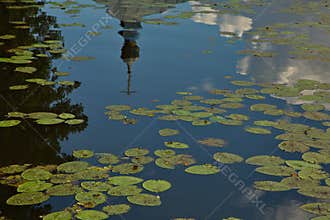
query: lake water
0 0 330 219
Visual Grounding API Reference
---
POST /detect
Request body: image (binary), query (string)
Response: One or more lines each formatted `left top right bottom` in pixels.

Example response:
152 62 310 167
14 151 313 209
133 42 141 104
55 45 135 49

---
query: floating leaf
75 191 107 208
112 163 143 174
213 152 243 164
59 113 75 119
108 185 142 196
50 174 77 184
0 120 21 127
245 126 271 135
36 118 64 125
255 166 295 176
198 138 225 147
302 152 330 164
102 204 131 215
81 181 111 192
154 149 176 157
96 153 120 165
108 176 143 186
22 168 52 181
125 148 149 157
57 161 89 173
142 179 171 193
75 210 108 220
165 141 189 149
159 128 179 136
7 192 49 206
73 167 109 180
231 80 255 86
73 150 94 159
105 105 131 111
43 211 72 220
185 164 220 175
250 104 277 111
15 66 37 74
131 156 154 165
17 181 52 192
47 183 82 196
285 160 321 170
278 140 309 153
254 181 291 191
64 119 84 125
300 202 330 215
298 186 330 199
298 168 329 180
280 176 319 189
246 155 284 166
0 164 30 174
9 85 29 90
127 193 161 206
301 103 325 112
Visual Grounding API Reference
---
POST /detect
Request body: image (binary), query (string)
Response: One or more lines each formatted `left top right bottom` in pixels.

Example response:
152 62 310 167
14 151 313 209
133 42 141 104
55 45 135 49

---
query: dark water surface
0 0 330 219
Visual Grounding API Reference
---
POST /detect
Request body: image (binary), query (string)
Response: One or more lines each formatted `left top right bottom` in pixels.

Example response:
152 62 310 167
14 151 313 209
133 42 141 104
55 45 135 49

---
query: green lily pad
246 155 284 166
302 152 330 164
125 148 149 157
298 186 330 199
301 103 325 112
227 114 249 121
36 118 64 125
142 179 171 193
298 168 329 180
213 152 243 164
73 167 109 180
155 157 176 169
245 126 271 135
231 80 255 86
254 181 291 191
245 94 265 100
0 34 15 39
280 176 319 189
73 150 94 159
75 210 108 220
96 153 120 165
22 168 52 181
15 66 37 74
102 204 131 215
50 174 77 184
0 120 21 127
112 163 143 174
108 176 143 185
300 202 330 215
131 156 154 165
17 181 52 192
264 109 284 116
9 85 29 90
190 112 213 118
7 112 27 118
159 128 179 136
164 141 189 149
255 166 295 176
6 192 49 206
127 193 161 206
58 113 75 119
185 164 220 175
278 140 309 153
64 119 85 125
192 119 212 126
250 104 277 111
198 138 225 147
253 120 278 127
285 160 322 170
105 105 132 111
154 149 176 157
75 191 107 208
108 185 142 196
57 161 90 173
220 103 244 109
43 211 72 220
0 164 30 174
304 111 330 121
81 181 111 192
47 183 82 196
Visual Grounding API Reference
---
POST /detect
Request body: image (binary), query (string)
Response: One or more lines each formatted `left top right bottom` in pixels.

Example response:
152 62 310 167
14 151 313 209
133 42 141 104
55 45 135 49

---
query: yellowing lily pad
245 126 271 135
127 193 161 206
142 179 171 193
198 138 225 147
254 181 291 191
108 176 143 185
285 160 322 170
81 181 111 192
300 202 330 215
164 141 189 149
246 155 284 166
278 140 309 153
102 204 131 215
213 152 243 164
302 152 330 164
298 168 329 180
185 164 220 175
159 128 179 136
301 103 325 112
154 149 176 157
280 176 319 189
75 210 108 220
255 166 295 176
112 163 143 174
298 186 330 199
125 148 149 157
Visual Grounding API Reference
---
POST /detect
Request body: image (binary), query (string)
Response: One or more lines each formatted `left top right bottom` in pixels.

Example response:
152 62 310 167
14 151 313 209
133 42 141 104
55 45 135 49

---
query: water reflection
190 1 253 38
98 0 187 94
